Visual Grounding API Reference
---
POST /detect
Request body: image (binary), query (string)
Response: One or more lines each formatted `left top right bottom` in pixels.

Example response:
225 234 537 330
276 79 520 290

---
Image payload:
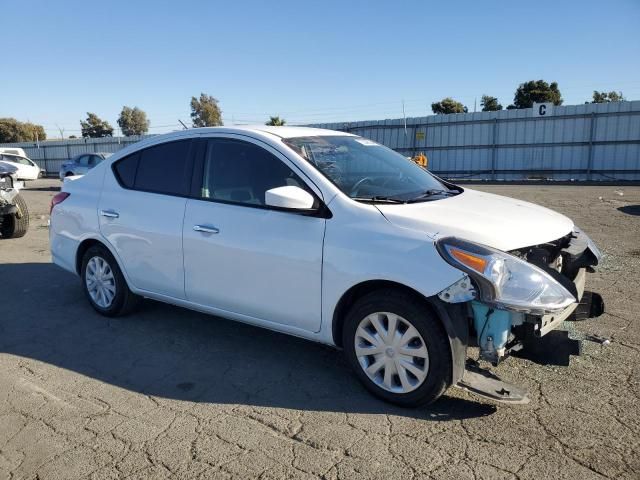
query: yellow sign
415 131 425 140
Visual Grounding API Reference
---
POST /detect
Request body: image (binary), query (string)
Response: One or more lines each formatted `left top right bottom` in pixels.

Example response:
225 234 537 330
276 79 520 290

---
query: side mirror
265 186 315 210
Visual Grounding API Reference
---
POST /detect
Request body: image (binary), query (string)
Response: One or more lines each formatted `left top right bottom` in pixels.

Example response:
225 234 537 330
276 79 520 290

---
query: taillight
50 192 70 215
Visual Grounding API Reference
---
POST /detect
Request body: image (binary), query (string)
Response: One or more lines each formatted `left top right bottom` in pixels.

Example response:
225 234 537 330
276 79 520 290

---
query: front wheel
81 244 140 317
0 193 29 239
342 290 452 407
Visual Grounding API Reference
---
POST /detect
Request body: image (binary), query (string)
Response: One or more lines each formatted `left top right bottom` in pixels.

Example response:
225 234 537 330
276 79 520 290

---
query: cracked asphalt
1 179 639 479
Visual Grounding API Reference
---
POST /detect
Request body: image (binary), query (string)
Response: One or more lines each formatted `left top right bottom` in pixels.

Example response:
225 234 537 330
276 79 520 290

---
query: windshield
284 136 457 203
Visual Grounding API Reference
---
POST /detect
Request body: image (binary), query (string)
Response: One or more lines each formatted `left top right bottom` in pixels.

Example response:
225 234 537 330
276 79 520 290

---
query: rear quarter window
113 153 139 188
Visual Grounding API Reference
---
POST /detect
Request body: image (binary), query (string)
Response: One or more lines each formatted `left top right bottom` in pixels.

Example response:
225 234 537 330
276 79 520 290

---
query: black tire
81 244 141 317
342 289 452 407
65 172 74 177
0 193 29 239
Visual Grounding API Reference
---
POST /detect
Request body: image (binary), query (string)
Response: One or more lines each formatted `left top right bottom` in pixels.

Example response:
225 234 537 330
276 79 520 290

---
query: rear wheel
0 193 29 239
342 289 452 407
81 244 141 317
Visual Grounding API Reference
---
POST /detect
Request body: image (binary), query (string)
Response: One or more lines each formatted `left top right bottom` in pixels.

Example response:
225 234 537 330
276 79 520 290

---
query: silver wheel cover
354 312 429 394
85 256 116 308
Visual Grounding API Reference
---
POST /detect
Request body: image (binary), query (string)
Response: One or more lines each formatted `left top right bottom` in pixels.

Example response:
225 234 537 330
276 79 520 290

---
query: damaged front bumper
437 228 605 403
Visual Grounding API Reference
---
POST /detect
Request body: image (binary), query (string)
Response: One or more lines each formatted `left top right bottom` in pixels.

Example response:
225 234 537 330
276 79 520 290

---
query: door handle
193 225 219 234
100 210 119 218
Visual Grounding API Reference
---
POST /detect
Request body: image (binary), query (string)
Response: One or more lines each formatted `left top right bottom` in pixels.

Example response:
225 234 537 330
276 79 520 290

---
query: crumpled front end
435 229 604 402
473 228 603 364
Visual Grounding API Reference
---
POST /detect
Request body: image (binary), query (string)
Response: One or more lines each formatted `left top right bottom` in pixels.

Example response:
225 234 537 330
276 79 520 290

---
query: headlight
436 237 576 314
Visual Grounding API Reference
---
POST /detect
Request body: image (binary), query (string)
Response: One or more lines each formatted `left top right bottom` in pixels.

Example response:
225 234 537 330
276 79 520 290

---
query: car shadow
0 262 496 421
617 205 640 216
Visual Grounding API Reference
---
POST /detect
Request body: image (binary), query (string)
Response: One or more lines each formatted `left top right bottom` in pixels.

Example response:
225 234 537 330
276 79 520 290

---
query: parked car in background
49 126 604 407
0 154 43 181
59 153 112 180
0 162 29 238
0 147 27 157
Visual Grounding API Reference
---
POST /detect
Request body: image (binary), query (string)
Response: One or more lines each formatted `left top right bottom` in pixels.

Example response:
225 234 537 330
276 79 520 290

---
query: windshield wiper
406 189 457 203
352 196 406 204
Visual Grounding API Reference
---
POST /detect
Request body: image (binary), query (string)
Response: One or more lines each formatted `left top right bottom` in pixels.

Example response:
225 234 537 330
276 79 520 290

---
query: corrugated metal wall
312 100 640 181
2 101 639 181
0 135 154 175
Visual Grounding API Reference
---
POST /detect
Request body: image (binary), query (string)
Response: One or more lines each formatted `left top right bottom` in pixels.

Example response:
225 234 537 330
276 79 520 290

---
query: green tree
265 116 286 126
480 95 502 112
117 106 150 136
591 91 625 103
80 113 114 138
0 118 47 142
507 80 562 109
431 97 468 115
190 93 223 127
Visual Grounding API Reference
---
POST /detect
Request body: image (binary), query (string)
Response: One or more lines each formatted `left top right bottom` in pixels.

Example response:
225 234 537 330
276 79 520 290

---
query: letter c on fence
539 105 546 116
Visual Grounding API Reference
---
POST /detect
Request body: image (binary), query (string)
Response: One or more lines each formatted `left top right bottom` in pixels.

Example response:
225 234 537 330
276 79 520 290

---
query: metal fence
311 100 640 181
2 100 639 181
0 135 154 176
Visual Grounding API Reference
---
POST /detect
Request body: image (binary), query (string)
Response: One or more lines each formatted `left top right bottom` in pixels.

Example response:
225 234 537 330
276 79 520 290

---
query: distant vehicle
0 147 27 157
0 163 29 238
0 154 43 181
59 153 112 180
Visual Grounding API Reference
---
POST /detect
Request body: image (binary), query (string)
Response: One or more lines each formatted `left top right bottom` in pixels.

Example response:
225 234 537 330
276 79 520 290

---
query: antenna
178 119 189 130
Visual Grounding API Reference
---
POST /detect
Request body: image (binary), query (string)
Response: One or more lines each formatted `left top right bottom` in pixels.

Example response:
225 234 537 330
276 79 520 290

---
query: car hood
376 188 574 251
0 162 18 174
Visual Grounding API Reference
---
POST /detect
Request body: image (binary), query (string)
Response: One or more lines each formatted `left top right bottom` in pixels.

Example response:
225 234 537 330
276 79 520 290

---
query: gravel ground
0 179 639 480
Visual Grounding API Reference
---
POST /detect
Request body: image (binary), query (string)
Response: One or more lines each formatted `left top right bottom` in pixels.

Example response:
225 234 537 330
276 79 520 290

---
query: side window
112 140 191 195
78 155 90 166
201 139 308 207
135 140 191 195
88 155 100 166
113 153 139 188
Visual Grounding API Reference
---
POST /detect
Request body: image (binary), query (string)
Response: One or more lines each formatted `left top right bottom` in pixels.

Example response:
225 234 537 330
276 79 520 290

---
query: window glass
202 139 307 206
2 155 30 165
77 155 90 166
134 140 191 195
113 153 139 189
284 136 453 203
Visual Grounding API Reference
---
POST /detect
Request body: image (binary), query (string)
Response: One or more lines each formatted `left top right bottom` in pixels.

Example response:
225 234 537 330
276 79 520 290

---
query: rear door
98 139 194 299
182 136 326 332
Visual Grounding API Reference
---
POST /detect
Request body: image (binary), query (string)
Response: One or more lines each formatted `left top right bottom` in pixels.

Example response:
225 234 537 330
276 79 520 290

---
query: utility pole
56 124 65 139
402 100 407 138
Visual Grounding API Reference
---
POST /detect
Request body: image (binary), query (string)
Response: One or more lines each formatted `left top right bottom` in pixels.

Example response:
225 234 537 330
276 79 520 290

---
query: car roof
72 152 110 159
178 125 354 139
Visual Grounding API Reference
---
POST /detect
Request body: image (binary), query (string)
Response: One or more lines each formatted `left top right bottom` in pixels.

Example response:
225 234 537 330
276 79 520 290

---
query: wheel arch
331 279 469 385
75 237 129 282
75 238 105 274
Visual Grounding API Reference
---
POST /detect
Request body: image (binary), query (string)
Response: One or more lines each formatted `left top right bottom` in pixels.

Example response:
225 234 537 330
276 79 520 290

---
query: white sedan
49 126 603 406
0 153 42 181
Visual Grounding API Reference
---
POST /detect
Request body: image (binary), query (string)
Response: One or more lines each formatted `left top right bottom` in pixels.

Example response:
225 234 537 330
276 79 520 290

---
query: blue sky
2 0 639 137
